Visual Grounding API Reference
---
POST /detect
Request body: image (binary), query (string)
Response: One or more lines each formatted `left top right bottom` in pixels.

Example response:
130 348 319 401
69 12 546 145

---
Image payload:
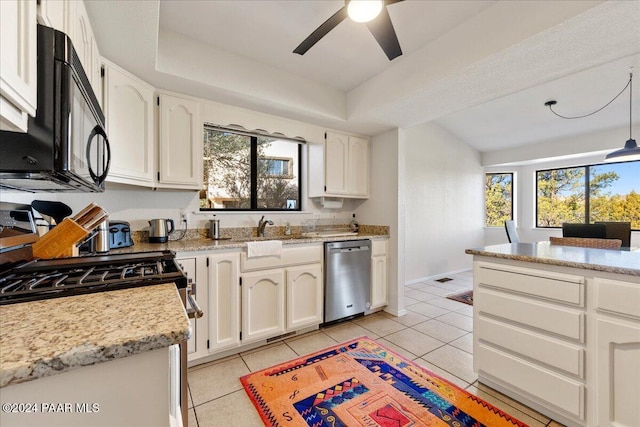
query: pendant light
605 71 640 161
545 70 639 162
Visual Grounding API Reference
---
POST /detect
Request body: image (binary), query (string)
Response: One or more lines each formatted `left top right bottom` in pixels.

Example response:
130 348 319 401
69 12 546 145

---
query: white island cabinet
0 347 178 427
467 243 640 427
0 283 190 427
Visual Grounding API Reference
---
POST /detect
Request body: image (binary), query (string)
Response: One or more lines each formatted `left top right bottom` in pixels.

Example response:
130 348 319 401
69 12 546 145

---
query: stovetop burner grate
0 251 187 305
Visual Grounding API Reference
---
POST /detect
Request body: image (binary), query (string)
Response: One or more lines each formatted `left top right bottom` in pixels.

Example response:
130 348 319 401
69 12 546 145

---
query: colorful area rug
241 337 527 427
446 289 473 306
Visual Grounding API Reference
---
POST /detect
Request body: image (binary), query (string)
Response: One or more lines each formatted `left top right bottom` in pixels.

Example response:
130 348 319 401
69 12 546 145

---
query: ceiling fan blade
293 6 348 55
384 0 404 5
365 5 402 60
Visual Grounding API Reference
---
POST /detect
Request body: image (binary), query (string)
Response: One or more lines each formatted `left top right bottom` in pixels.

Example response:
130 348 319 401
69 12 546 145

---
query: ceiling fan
293 0 404 61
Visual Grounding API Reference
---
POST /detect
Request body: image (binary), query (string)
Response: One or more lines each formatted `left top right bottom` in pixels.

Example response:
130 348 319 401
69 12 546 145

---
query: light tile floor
187 271 565 426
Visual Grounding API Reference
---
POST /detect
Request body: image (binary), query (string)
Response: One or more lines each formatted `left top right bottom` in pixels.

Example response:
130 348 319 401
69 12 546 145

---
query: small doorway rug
446 289 473 306
241 337 527 427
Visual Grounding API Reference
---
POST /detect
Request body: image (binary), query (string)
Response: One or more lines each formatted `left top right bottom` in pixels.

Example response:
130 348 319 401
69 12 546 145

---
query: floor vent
435 277 453 283
266 331 297 343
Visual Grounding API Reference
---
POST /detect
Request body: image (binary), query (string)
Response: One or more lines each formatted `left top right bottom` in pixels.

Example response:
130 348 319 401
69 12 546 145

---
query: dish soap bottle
349 214 359 233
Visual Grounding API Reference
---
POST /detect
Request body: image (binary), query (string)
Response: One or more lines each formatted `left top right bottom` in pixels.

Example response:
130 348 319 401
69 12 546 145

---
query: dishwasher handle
329 245 370 254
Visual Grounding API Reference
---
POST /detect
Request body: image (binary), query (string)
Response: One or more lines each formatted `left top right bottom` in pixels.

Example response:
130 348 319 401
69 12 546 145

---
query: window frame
200 127 303 212
535 160 639 230
484 172 515 227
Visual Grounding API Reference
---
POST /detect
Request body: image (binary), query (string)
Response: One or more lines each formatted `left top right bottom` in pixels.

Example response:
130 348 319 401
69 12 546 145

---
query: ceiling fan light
347 0 383 23
605 138 640 161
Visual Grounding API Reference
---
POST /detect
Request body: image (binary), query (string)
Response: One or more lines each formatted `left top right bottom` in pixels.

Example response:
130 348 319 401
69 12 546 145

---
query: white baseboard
405 268 472 286
383 307 407 317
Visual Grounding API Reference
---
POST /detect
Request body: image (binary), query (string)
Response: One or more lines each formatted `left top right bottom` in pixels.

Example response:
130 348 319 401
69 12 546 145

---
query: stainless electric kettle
148 218 174 243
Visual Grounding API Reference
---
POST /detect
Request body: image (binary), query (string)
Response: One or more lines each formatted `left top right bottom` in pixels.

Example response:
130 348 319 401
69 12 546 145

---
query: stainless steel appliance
149 218 175 243
91 220 110 253
324 240 371 324
0 24 110 192
209 215 220 239
108 221 134 249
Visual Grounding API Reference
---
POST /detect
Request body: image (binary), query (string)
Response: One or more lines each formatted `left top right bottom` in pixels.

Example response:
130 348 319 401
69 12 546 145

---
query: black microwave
0 24 110 192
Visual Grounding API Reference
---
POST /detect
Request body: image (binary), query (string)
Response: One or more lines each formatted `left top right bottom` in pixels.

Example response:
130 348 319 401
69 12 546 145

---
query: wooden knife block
32 218 89 259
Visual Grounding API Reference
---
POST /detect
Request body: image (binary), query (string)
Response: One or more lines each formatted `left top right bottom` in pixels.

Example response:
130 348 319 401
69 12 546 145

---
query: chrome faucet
258 215 274 237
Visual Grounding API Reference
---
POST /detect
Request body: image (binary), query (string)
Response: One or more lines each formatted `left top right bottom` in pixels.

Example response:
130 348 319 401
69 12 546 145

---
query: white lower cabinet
473 260 640 427
370 239 389 310
185 245 323 363
474 261 586 423
594 277 640 427
286 264 323 330
241 262 323 344
241 269 286 344
207 252 241 353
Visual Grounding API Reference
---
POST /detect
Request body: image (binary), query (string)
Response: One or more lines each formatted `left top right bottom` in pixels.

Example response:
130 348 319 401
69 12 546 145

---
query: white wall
355 128 404 315
403 122 485 283
484 126 640 247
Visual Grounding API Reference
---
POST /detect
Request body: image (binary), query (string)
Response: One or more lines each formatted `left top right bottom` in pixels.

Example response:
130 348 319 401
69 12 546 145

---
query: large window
201 127 302 211
536 161 640 229
485 173 513 227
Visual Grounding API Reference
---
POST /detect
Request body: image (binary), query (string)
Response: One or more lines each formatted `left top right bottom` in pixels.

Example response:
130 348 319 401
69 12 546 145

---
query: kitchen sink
232 235 311 242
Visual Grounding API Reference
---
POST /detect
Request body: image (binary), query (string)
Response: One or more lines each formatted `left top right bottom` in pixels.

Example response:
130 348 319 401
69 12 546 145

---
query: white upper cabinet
0 0 37 132
324 132 349 194
309 131 369 199
157 94 203 189
103 60 155 186
347 135 369 197
38 0 102 105
38 0 73 33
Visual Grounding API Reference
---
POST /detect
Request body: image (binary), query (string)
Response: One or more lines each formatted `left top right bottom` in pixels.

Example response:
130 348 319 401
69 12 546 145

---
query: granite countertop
0 283 190 388
466 242 640 277
114 232 390 254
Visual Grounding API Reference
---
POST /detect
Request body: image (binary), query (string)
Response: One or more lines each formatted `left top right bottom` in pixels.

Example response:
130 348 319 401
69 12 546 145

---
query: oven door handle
186 293 204 319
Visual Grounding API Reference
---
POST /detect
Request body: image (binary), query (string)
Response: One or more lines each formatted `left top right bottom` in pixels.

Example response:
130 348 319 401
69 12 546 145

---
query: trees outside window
485 173 513 227
536 161 640 229
201 128 301 211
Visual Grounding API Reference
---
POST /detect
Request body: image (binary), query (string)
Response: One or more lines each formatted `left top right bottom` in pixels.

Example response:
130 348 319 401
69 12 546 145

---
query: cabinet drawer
241 244 322 272
477 343 585 420
477 290 584 342
371 239 388 257
595 277 640 320
477 316 584 378
477 262 584 306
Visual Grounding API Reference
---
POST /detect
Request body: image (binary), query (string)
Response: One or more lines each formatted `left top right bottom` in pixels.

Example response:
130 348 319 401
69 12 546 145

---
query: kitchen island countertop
465 242 640 276
0 283 190 388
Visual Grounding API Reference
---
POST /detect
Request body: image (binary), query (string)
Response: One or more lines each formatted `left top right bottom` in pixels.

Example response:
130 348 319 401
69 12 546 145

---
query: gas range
0 250 187 305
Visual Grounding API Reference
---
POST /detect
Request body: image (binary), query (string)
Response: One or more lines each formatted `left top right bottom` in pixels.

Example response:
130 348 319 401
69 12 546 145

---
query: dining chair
504 220 520 243
562 223 606 238
595 221 632 248
549 236 622 249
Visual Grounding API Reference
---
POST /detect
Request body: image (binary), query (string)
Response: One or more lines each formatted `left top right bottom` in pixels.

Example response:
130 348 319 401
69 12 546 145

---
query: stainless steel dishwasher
324 240 371 324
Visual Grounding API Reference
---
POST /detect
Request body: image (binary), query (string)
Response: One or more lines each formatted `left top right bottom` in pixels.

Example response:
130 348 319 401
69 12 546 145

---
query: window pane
589 162 640 228
201 129 251 209
257 137 299 210
536 167 585 227
485 173 513 227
